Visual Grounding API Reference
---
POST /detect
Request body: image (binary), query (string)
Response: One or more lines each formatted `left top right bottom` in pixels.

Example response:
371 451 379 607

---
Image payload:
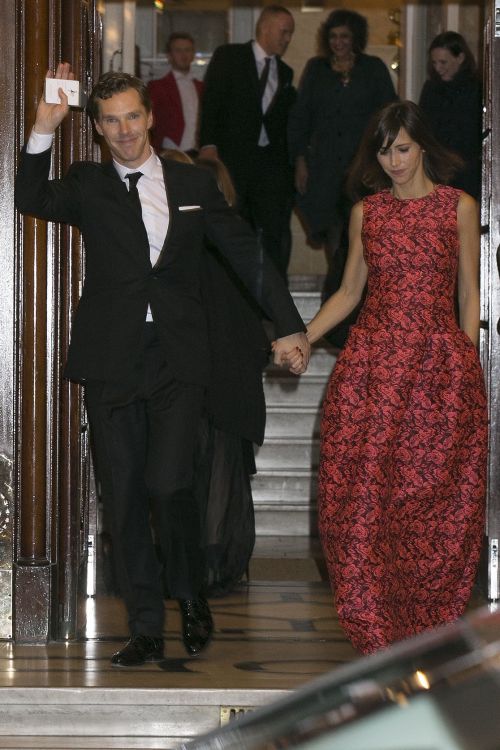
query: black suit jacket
15 148 304 396
199 41 295 175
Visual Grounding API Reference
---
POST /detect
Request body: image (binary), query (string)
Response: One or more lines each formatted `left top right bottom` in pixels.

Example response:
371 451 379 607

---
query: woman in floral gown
306 101 487 654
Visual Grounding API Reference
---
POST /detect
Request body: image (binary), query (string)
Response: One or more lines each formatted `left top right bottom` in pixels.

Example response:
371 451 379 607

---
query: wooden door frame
0 0 101 643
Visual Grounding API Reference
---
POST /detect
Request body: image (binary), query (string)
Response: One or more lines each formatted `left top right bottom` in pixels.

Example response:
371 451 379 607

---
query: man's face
94 88 152 169
257 12 295 57
168 38 195 73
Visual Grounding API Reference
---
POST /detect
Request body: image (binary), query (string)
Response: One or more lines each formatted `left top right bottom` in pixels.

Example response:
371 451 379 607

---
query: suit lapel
265 58 286 116
243 41 261 103
102 159 127 192
154 158 176 268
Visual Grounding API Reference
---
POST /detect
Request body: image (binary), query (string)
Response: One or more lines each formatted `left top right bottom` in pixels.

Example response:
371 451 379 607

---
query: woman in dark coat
419 32 482 199
288 10 396 345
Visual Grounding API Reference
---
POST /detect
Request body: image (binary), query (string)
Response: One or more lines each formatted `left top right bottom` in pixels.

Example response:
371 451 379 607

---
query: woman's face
328 25 353 60
376 128 425 188
430 47 465 81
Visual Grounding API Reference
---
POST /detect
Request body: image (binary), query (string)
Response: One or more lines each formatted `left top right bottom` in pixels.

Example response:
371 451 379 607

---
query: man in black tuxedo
199 5 296 280
15 63 309 666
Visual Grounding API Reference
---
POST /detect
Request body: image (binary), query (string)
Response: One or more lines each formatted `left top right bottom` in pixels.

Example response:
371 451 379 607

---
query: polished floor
0 582 356 690
0 538 357 748
0 537 357 691
0 537 488 749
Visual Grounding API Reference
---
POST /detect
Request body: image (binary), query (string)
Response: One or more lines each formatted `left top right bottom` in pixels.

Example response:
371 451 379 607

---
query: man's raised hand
34 62 75 135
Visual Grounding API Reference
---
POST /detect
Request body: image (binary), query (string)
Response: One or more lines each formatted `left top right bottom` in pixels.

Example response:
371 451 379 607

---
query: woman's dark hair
318 10 368 58
87 72 152 121
347 100 464 199
427 31 477 81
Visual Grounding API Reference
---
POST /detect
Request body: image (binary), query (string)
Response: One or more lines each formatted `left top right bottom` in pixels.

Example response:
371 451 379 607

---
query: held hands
272 332 311 375
34 62 74 135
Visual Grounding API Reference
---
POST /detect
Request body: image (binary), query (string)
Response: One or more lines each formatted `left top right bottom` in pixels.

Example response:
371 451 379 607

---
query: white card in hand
44 78 82 107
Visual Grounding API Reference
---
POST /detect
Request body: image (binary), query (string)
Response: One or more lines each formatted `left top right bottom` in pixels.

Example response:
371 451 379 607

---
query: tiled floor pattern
0 581 357 690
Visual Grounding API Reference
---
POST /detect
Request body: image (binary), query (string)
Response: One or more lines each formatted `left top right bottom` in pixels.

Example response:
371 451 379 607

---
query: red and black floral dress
318 186 487 654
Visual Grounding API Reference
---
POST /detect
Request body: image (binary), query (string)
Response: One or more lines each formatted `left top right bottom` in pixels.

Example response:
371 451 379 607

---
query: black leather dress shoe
178 597 213 656
110 635 164 667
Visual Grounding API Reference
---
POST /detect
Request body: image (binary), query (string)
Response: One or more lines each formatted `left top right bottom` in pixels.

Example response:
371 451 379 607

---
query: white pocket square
178 205 202 212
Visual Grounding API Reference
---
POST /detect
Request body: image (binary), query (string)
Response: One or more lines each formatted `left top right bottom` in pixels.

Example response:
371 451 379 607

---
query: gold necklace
332 54 354 86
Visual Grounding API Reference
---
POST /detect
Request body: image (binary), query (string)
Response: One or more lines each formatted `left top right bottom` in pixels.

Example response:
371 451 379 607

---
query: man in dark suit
15 63 309 666
199 5 296 280
147 33 204 154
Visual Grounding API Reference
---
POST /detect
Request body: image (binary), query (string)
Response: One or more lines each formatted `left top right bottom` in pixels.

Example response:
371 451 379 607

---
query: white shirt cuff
26 129 55 154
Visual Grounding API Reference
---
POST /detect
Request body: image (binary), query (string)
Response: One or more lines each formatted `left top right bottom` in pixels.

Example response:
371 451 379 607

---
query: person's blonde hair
160 148 194 164
195 158 237 207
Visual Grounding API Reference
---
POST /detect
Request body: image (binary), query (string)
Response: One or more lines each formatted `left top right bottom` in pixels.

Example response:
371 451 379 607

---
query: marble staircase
253 285 337 537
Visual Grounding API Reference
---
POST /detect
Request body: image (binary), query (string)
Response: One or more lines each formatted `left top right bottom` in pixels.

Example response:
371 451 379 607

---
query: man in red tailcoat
147 32 203 153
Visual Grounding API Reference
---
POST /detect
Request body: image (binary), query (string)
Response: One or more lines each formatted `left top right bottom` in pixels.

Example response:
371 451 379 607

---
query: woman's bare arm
307 201 368 344
457 192 481 346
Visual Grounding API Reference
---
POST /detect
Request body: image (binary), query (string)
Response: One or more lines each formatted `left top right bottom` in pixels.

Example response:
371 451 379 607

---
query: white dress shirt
27 132 169 322
162 69 199 152
252 40 278 147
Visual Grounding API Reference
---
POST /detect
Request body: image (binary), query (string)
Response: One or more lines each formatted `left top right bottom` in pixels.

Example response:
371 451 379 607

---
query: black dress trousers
85 322 205 637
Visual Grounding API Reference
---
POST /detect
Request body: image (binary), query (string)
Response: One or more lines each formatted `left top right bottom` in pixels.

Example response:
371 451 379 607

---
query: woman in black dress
195 157 269 597
419 32 482 199
288 9 397 345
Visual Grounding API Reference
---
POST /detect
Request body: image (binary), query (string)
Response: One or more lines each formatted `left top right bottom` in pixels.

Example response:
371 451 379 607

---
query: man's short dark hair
166 32 195 53
87 71 152 122
256 4 292 35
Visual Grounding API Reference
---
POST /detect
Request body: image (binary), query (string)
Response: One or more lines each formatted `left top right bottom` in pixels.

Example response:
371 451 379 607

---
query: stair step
0 688 288 748
264 406 321 438
251 468 316 494
255 438 320 470
254 500 317 536
251 470 317 535
288 274 324 293
263 376 327 406
252 487 314 507
305 347 337 375
290 290 322 322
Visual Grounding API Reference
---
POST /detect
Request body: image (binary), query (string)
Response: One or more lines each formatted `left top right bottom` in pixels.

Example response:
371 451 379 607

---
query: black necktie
259 57 271 99
125 172 143 216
